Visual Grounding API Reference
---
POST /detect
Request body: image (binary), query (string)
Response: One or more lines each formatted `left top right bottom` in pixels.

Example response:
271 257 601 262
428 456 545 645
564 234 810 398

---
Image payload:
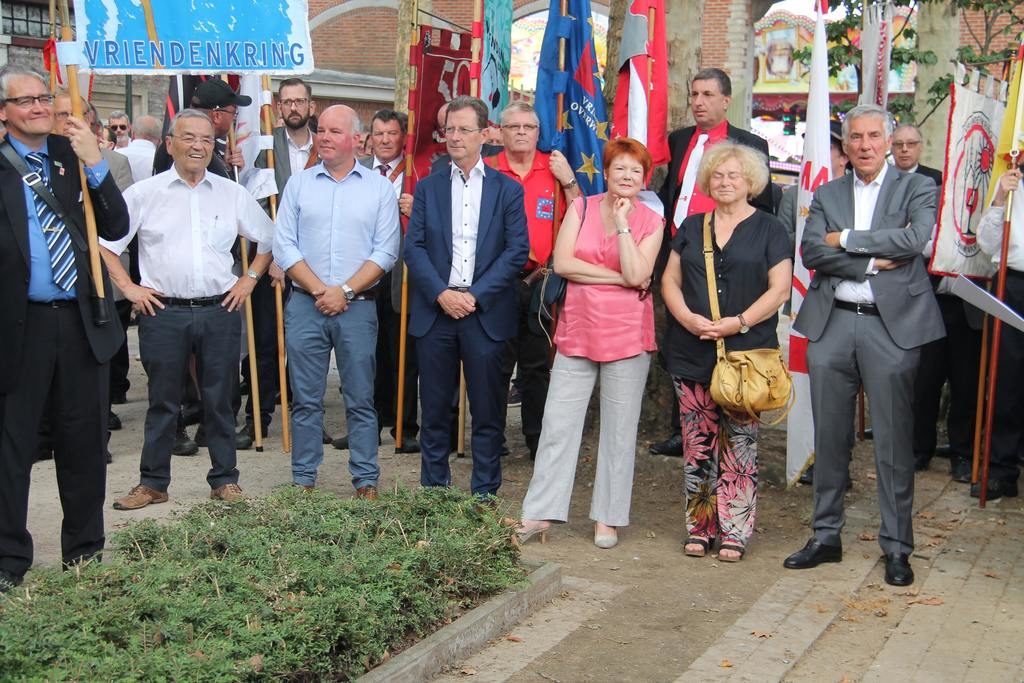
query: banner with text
72 0 313 74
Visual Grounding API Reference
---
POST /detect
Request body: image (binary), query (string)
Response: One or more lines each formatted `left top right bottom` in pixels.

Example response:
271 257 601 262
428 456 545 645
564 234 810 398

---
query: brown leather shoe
113 485 169 510
355 485 378 500
293 483 315 492
210 483 245 502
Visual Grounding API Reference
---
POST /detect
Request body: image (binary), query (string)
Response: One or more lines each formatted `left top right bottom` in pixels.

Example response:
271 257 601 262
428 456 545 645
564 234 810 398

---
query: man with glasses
102 109 274 511
107 110 131 149
404 95 529 500
0 64 129 592
485 101 578 461
890 124 942 186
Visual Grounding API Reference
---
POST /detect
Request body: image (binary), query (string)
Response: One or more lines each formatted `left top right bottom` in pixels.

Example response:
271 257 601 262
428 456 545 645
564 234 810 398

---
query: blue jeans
285 292 379 488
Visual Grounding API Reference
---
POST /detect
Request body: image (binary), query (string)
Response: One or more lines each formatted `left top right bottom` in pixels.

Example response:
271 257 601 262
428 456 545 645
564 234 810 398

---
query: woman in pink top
518 138 664 549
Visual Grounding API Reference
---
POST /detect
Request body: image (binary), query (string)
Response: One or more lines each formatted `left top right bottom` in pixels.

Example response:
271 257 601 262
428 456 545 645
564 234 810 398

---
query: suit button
16 319 23 326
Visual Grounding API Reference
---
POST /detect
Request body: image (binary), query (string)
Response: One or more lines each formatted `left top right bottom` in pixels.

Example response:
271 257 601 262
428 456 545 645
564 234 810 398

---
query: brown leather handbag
701 213 793 424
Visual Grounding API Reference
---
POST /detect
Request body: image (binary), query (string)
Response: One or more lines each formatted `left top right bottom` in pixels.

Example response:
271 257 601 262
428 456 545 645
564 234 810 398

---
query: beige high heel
594 524 618 549
516 521 550 544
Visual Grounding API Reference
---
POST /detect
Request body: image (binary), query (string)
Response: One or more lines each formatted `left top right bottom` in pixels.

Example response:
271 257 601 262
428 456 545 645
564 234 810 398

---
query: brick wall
959 8 1018 63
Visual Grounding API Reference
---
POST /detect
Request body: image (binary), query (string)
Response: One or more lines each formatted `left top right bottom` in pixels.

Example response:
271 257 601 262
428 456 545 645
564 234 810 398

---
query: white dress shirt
835 163 887 303
286 128 313 175
119 138 156 181
977 178 1024 272
373 153 404 198
448 157 486 287
101 167 274 298
673 132 709 229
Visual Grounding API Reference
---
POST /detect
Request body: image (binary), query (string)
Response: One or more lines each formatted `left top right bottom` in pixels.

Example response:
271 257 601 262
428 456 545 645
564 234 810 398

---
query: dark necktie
25 152 77 291
379 163 389 177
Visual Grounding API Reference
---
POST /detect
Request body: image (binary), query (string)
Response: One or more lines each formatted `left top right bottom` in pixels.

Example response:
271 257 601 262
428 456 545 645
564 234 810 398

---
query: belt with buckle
29 299 75 308
161 295 225 307
835 300 879 316
294 286 376 301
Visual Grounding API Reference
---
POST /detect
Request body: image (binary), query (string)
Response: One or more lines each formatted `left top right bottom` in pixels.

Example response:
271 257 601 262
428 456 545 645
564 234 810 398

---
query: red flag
611 0 669 165
42 37 63 86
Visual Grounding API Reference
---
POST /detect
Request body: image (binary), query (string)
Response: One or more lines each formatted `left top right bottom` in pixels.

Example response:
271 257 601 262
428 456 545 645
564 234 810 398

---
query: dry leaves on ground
983 571 1001 579
857 532 877 541
751 630 773 639
907 595 945 606
506 634 523 643
720 659 733 668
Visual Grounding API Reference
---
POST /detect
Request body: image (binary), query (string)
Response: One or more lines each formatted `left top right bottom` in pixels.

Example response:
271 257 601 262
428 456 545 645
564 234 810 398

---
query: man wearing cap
274 105 400 497
102 109 274 510
650 67 773 457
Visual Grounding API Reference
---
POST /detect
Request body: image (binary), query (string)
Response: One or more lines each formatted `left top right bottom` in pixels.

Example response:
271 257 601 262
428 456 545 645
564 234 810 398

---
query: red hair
602 137 653 180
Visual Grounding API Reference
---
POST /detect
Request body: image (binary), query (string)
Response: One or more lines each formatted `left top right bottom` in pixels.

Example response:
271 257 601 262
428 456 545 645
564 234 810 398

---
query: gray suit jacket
794 168 945 349
102 149 134 300
359 155 407 312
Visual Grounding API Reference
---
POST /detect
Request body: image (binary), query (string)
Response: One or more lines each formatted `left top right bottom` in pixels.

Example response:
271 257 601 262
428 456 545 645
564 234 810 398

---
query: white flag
858 2 893 107
787 0 833 485
236 74 277 201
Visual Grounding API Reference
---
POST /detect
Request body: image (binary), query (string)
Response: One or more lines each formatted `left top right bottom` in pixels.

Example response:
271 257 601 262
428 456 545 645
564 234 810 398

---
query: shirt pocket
205 216 237 253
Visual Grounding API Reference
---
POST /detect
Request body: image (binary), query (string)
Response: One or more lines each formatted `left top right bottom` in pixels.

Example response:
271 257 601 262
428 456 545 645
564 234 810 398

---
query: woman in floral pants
660 143 792 561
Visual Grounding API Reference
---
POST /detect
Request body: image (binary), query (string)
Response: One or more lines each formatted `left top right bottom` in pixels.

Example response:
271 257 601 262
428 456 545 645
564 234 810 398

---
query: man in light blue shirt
274 104 400 497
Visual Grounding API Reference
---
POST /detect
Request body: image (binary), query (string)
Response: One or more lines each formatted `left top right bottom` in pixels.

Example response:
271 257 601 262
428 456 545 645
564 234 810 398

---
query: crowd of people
0 61 1019 594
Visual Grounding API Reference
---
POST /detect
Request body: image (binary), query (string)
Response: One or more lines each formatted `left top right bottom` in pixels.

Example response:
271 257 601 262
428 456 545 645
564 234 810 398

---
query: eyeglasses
171 134 215 147
4 95 54 108
443 126 482 137
501 124 539 132
109 123 128 131
211 107 238 119
279 98 309 108
892 141 921 149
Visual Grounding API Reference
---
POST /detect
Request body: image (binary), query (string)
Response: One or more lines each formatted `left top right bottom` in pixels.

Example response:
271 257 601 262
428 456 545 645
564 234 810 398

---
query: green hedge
0 487 524 680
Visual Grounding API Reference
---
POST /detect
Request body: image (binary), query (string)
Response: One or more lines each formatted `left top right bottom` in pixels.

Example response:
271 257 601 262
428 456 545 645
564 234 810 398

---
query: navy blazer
0 134 130 393
403 163 529 341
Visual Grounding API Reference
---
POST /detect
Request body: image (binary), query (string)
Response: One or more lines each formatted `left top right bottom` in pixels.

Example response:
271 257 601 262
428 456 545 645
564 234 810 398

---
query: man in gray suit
783 104 944 587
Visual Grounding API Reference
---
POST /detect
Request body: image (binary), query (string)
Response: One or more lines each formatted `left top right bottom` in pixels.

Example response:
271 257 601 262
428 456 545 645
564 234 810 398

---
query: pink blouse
554 194 662 362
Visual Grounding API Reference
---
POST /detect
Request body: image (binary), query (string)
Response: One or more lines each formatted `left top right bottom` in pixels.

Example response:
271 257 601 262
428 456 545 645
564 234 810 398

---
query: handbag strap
701 212 726 362
0 141 88 251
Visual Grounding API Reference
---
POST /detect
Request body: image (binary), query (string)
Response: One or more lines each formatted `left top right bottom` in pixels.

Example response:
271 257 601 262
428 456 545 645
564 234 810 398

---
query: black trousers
241 275 290 429
499 276 550 457
989 270 1024 482
138 304 241 492
0 302 107 579
912 294 982 464
375 271 419 438
108 299 133 400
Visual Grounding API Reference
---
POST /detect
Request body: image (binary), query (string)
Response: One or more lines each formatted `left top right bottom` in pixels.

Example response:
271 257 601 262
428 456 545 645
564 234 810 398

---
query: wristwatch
562 178 578 190
341 283 356 301
616 227 631 236
737 314 750 334
246 269 259 281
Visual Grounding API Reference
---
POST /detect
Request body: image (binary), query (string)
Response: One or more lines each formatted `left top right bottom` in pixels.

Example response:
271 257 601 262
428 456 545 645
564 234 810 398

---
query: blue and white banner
481 0 513 123
72 0 314 74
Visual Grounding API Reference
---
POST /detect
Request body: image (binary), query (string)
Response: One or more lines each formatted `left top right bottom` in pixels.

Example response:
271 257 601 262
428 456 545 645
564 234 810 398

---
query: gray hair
892 122 922 140
692 68 732 97
108 110 129 123
133 114 162 141
319 104 363 134
170 108 214 133
0 64 47 100
500 101 538 125
842 104 893 141
446 95 489 130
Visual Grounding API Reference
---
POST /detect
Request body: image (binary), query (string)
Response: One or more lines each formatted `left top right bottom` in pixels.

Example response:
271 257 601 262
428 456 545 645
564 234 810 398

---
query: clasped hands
684 313 742 340
437 289 476 319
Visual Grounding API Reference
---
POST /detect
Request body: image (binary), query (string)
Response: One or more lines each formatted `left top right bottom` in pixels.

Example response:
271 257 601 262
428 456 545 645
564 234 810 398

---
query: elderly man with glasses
107 110 131 149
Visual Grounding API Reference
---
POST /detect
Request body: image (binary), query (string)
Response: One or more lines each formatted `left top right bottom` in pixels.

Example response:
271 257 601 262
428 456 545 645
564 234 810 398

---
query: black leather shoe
970 478 1019 500
0 570 23 594
172 426 199 456
784 538 843 569
332 433 383 450
950 459 971 483
883 553 914 586
798 464 814 485
935 444 952 458
395 438 420 454
235 429 253 450
914 454 930 471
108 409 122 431
649 433 684 456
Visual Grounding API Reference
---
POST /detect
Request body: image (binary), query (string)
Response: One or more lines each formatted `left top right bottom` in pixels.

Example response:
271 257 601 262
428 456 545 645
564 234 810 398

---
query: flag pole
395 1 420 453
58 0 107 322
978 45 1024 507
547 0 570 361
456 0 485 460
225 76 264 453
259 74 291 454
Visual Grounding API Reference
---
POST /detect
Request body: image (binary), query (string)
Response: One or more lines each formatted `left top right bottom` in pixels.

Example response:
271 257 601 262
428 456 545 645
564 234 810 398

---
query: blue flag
535 0 608 195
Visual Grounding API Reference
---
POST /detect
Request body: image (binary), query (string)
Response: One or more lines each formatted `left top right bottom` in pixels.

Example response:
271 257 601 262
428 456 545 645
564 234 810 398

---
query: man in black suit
891 124 942 186
0 65 129 592
650 67 774 456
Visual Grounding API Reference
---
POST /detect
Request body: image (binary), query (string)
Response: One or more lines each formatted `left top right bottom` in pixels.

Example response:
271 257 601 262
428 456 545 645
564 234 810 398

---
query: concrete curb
358 562 563 683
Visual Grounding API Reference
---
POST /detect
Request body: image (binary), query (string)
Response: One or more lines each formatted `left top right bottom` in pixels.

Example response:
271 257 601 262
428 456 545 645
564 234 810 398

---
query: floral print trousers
673 377 759 549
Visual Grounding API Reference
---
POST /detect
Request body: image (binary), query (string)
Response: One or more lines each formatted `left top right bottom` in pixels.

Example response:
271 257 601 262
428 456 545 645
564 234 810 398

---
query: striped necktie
25 152 77 291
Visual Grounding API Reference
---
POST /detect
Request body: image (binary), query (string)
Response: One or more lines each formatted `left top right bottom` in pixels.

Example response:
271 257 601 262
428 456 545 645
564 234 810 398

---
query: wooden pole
140 0 163 68
395 1 420 453
58 0 105 312
259 74 291 453
971 316 990 484
225 78 263 452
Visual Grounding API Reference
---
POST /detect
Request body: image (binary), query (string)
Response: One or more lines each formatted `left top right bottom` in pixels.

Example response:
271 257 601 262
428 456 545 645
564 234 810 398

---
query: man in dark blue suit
404 96 529 498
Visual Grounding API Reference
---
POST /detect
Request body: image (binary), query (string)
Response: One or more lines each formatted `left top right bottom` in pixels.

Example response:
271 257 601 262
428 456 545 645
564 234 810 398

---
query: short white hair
842 104 893 141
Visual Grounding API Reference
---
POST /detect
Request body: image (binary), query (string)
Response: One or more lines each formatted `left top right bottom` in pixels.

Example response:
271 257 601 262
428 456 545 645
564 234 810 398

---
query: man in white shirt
974 164 1024 501
107 110 131 148
784 104 943 586
119 115 160 181
100 110 274 510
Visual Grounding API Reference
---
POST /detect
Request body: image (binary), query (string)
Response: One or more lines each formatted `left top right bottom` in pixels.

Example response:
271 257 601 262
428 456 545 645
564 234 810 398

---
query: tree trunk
914 1 959 169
